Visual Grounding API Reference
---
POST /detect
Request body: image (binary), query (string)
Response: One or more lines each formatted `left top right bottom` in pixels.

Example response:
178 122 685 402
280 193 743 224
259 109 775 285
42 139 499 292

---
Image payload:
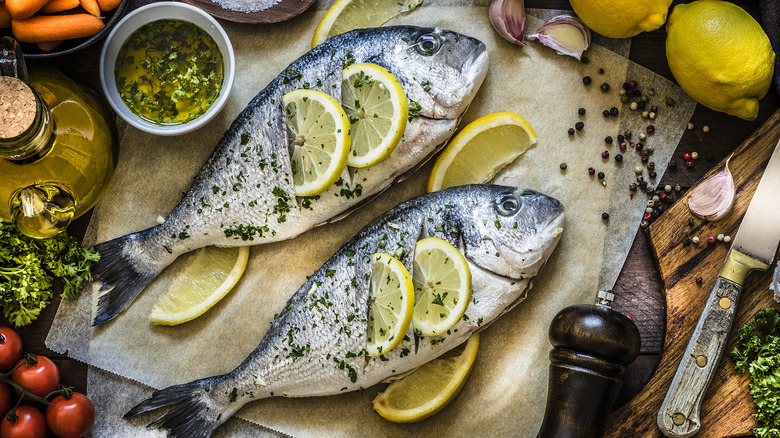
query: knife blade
658 138 780 438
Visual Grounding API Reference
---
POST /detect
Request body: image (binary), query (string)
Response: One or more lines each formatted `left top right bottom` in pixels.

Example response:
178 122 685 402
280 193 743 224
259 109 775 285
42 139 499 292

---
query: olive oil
114 19 225 126
0 68 118 238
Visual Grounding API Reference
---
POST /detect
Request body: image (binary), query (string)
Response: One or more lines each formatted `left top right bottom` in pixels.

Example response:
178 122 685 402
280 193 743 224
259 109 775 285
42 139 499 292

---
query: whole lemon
666 0 775 121
569 0 672 39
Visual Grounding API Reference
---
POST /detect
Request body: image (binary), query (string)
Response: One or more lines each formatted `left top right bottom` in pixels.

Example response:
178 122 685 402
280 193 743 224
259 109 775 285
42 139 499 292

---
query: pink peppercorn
660 193 667 201
619 142 627 150
708 235 716 244
643 213 652 221
683 152 692 160
646 125 655 134
635 142 643 150
686 159 695 168
696 276 703 284
641 155 649 163
602 150 610 159
588 167 596 175
628 80 637 88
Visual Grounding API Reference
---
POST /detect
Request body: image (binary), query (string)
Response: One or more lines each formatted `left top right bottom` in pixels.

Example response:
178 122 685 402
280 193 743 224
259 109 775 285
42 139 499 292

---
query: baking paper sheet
48 1 695 436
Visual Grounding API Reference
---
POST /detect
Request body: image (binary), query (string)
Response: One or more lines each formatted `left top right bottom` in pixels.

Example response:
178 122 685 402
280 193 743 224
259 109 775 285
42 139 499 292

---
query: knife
658 138 780 438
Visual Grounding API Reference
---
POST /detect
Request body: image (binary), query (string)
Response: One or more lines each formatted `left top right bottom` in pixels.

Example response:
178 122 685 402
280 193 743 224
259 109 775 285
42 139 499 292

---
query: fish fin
91 229 163 326
125 379 227 438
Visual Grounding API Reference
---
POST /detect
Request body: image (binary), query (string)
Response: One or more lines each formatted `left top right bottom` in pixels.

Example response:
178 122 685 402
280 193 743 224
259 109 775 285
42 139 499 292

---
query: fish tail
124 378 230 438
91 228 165 326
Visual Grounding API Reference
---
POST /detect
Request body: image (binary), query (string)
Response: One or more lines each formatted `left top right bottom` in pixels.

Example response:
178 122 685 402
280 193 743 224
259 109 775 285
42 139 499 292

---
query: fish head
463 186 564 280
384 27 488 120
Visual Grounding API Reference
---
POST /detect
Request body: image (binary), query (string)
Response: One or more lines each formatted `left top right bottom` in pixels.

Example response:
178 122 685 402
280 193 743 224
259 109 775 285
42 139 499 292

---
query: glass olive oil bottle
0 38 118 239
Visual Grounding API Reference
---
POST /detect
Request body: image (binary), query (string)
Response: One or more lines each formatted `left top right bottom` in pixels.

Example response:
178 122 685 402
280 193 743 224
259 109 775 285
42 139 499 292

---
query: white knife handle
657 276 742 437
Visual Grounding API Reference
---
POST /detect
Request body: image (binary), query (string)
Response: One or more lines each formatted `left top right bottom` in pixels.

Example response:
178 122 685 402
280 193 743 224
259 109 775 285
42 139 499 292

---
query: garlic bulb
489 0 527 46
527 14 591 60
687 158 735 221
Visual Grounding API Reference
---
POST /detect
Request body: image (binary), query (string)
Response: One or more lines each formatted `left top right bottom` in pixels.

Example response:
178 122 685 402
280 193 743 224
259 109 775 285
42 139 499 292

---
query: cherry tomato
12 355 60 399
0 381 11 418
0 327 23 372
46 392 95 438
0 405 47 438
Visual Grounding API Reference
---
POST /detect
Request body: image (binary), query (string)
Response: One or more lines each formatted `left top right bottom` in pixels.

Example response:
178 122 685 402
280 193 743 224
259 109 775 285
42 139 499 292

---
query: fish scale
125 184 565 438
91 26 489 325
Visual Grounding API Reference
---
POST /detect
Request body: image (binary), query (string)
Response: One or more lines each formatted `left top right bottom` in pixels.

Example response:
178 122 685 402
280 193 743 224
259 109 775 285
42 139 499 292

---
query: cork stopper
0 77 37 139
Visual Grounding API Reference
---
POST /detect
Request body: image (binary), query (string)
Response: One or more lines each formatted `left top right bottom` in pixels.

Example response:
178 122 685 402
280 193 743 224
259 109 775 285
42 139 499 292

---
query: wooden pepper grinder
535 290 641 438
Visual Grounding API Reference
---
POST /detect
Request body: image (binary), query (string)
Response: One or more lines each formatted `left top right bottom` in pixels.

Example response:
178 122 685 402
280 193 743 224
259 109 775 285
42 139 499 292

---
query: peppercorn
691 151 699 160
637 101 647 110
657 204 666 214
692 236 700 244
639 181 648 189
628 80 637 88
629 183 638 191
617 134 625 142
666 97 676 106
603 110 610 118
659 193 667 201
646 186 654 194
707 235 716 244
598 68 604 74
647 200 655 207
643 213 652 221
717 234 724 241
578 107 586 115
686 159 695 168
629 102 638 111
649 112 656 120
632 89 642 97
649 171 657 178
652 195 660 202
683 237 691 246
583 76 592 85
575 121 584 131
648 161 655 170
641 155 649 163
645 207 654 214
560 163 567 170
610 107 619 117
667 194 675 202
602 212 609 221
688 218 694 226
597 171 605 179
664 185 672 192
646 145 654 153
620 95 629 103
605 136 613 144
683 152 691 160
675 184 682 192
651 209 660 218
696 276 703 284
640 220 649 228
634 166 642 175
646 125 655 134
624 130 632 139
637 175 644 183
615 154 623 162
588 167 596 175
622 82 630 90
642 110 649 119
619 142 627 150
601 150 610 159
600 83 610 92
724 235 732 243
568 128 575 136
635 142 643 150
702 126 710 133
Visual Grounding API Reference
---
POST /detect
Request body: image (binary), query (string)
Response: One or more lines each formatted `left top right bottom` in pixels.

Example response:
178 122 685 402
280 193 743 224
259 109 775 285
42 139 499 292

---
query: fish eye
415 34 441 55
495 195 520 216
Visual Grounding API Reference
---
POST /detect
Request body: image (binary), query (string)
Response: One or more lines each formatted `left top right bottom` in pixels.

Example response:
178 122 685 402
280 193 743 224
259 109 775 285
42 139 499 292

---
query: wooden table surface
2 0 779 436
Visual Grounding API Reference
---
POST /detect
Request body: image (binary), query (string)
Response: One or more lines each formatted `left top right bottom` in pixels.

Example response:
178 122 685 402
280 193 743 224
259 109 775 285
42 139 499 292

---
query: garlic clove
687 158 735 222
489 0 527 46
527 14 591 60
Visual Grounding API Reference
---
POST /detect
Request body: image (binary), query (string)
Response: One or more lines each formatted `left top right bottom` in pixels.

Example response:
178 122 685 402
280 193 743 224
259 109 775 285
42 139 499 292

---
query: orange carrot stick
0 4 11 28
79 0 99 16
37 40 62 51
40 0 78 13
94 0 118 11
4 0 48 19
11 14 104 42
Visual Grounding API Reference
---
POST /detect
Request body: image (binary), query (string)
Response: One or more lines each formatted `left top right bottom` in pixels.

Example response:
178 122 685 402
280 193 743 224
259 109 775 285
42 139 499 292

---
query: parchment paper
47 1 695 436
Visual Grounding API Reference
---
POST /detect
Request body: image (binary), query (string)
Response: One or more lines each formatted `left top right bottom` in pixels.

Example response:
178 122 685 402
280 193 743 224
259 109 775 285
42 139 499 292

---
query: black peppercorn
605 136 613 144
597 171 605 179
639 180 648 189
649 171 657 178
622 82 630 90
600 83 610 92
610 107 619 117
603 110 610 118
615 154 623 162
617 134 625 142
598 68 604 74
688 218 694 226
602 212 610 220
632 89 642 97
575 121 584 131
637 101 647 110
568 128 575 136
683 237 691 246
583 76 592 85
578 107 586 115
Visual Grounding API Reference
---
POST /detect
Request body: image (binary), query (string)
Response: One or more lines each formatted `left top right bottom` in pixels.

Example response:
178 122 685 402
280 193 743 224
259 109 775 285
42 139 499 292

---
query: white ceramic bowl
100 2 235 136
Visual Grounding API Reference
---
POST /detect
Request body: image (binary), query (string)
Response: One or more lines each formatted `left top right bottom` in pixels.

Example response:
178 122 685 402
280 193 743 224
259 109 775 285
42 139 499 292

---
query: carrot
4 0 48 19
0 4 10 28
37 40 62 51
40 0 78 13
94 0 118 11
11 14 104 43
79 0 99 16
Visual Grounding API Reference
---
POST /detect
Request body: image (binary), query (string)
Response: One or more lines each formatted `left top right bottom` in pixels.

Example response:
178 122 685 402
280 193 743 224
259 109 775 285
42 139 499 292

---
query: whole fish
125 184 565 437
92 26 489 325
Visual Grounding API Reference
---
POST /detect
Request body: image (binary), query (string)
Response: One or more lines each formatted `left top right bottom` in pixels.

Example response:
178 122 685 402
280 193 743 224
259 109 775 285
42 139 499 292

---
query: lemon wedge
367 253 414 357
341 63 408 168
373 333 479 422
427 112 537 192
412 237 471 336
283 89 351 197
149 246 250 325
312 0 423 48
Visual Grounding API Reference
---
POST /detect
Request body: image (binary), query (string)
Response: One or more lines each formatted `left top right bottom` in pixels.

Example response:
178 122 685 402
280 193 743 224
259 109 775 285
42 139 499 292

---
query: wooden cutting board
605 109 780 438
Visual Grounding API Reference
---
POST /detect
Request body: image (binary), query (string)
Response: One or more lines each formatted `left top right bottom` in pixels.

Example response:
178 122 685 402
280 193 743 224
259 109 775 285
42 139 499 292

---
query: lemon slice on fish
149 246 250 325
427 113 537 192
366 253 414 357
342 63 408 168
312 0 423 48
283 89 351 197
373 333 479 422
411 237 472 336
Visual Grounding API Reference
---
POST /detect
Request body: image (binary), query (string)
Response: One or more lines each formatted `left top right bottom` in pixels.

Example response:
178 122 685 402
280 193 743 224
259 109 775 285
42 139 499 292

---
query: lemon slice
427 112 537 192
312 0 423 48
373 333 479 422
412 237 471 336
149 246 250 325
283 89 351 197
341 63 408 168
366 253 414 356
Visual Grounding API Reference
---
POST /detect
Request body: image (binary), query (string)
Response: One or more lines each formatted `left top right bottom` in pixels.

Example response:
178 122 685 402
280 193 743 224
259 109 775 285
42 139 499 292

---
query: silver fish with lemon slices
90 26 489 325
124 184 564 438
